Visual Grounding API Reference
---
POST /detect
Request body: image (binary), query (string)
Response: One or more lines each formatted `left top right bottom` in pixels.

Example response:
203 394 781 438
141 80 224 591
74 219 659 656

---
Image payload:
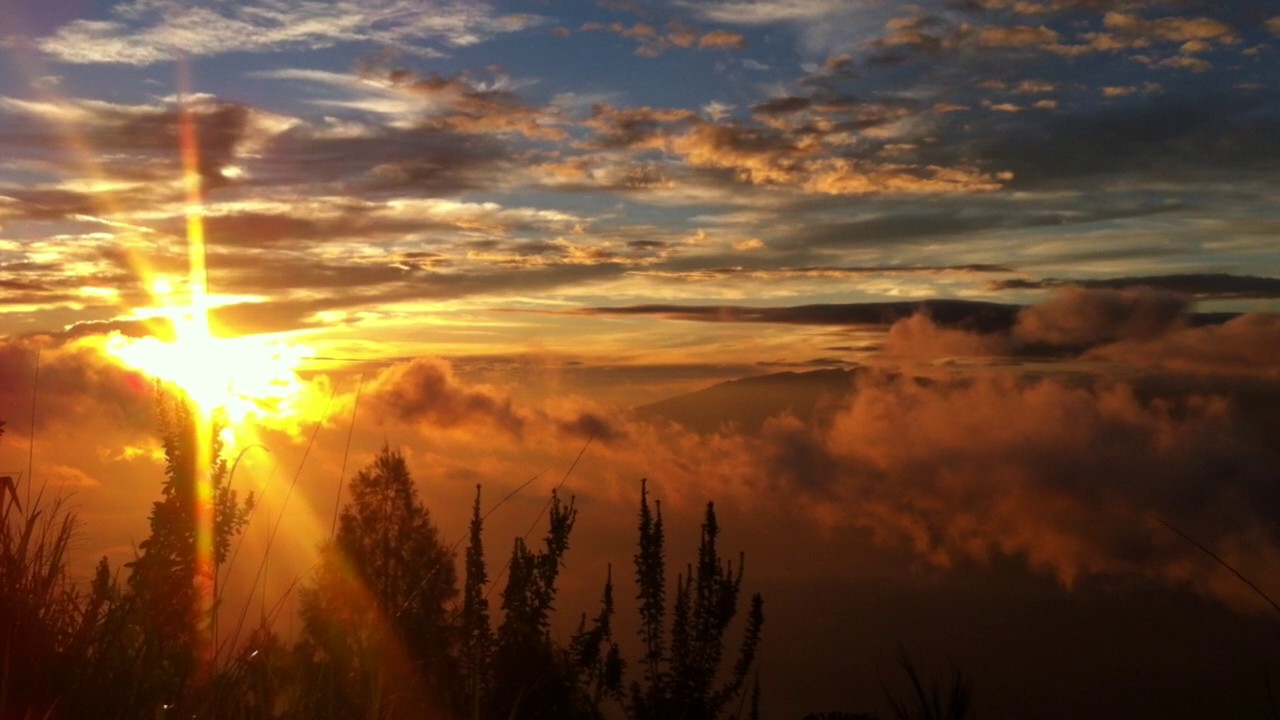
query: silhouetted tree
490 490 579 719
625 479 765 720
121 393 253 713
568 564 625 718
298 444 458 719
462 484 494 719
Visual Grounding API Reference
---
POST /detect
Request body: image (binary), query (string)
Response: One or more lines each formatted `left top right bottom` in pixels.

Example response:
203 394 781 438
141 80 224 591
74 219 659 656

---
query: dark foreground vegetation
0 398 973 720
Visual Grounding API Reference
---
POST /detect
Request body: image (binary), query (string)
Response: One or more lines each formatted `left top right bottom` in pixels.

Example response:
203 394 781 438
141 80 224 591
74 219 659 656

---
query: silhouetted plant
568 564 625 718
461 484 495 719
625 479 765 720
490 490 580 719
0 462 83 718
297 443 458 719
120 392 253 714
881 650 973 720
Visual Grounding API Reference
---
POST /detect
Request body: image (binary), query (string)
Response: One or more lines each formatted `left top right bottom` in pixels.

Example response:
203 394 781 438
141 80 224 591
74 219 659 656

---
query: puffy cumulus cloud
36 0 538 66
812 371 1280 610
881 312 1010 359
874 287 1277 380
353 353 637 443
507 347 1280 614
361 358 525 435
1012 287 1189 347
1087 312 1280 378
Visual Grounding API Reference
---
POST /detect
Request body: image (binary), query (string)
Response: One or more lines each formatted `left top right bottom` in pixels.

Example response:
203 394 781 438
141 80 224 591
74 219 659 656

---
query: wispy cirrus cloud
34 0 541 65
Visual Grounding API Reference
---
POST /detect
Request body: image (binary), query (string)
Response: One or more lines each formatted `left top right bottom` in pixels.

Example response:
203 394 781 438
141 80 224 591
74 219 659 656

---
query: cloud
578 21 746 56
976 24 1061 47
648 118 1009 195
699 29 748 49
1011 287 1191 346
579 342 1280 614
37 0 539 65
576 299 1020 332
0 335 155 436
1102 12 1237 46
282 66 568 140
1086 312 1280 379
0 94 296 195
992 273 1280 300
882 312 1009 358
815 370 1280 607
959 86 1280 187
361 357 524 434
630 263 1014 282
682 0 847 25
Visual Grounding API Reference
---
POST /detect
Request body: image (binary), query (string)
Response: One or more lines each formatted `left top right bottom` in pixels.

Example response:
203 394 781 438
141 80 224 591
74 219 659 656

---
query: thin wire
1153 513 1280 617
523 433 594 538
485 434 594 600
330 373 364 539
224 386 335 659
25 348 40 509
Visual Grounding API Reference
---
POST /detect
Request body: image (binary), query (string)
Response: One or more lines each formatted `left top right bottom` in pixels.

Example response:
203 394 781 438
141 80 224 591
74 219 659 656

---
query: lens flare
104 313 315 428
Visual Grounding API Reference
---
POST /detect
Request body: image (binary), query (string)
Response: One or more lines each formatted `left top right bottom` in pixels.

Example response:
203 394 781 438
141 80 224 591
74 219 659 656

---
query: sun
104 298 315 429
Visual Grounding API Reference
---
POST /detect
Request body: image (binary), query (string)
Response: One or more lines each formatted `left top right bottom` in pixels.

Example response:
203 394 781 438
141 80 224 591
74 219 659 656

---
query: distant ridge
635 368 857 434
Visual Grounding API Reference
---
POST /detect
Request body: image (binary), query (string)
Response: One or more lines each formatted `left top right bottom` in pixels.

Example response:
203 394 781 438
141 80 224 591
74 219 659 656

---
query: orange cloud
977 24 1061 47
699 29 748 49
1012 287 1188 346
1086 312 1280 378
361 358 525 434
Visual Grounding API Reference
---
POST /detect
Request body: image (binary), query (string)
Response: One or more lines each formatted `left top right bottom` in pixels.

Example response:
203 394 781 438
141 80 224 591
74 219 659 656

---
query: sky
1 0 1280 717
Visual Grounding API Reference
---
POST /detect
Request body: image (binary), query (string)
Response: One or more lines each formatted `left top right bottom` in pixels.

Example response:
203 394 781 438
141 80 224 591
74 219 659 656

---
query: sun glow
104 312 315 427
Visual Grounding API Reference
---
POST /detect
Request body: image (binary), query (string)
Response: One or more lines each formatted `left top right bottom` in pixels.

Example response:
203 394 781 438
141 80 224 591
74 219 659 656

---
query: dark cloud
597 358 1280 612
992 273 1280 299
257 123 508 193
0 97 258 189
815 370 1280 606
960 87 1280 187
556 410 627 443
577 300 1021 332
773 194 1186 250
583 103 698 149
0 336 154 435
356 68 567 141
362 358 525 434
751 96 814 116
630 263 1014 281
1012 287 1189 346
